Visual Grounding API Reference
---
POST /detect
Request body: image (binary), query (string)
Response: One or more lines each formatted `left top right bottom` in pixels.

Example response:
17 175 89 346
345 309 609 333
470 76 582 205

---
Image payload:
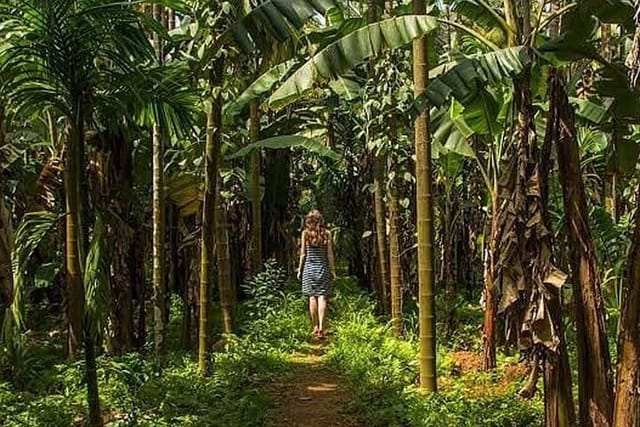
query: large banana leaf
420 46 529 109
227 135 340 160
451 0 508 34
223 60 297 123
269 15 438 109
230 0 336 55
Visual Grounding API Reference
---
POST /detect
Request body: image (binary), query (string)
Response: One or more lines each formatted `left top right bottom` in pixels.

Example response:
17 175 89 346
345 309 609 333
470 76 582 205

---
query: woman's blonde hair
304 209 328 246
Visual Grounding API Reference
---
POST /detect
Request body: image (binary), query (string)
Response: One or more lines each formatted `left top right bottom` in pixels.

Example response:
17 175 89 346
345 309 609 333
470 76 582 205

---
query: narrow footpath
266 342 363 427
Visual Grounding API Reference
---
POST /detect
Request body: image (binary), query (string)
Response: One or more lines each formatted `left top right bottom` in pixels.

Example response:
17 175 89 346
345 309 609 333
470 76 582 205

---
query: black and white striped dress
302 242 331 296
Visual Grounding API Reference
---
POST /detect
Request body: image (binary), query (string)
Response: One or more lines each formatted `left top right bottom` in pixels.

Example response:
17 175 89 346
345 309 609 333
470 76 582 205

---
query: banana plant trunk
441 188 457 337
373 154 390 314
483 190 499 371
613 182 640 427
216 163 235 334
249 101 262 274
198 58 224 375
387 161 403 337
152 3 167 356
551 72 613 427
613 15 640 425
412 0 436 392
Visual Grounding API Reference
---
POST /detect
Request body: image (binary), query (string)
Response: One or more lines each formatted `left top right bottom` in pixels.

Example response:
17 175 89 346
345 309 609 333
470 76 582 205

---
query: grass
1 269 545 427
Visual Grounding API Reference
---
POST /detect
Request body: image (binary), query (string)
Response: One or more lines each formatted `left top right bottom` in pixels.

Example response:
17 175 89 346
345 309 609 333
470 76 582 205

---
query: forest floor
265 340 363 427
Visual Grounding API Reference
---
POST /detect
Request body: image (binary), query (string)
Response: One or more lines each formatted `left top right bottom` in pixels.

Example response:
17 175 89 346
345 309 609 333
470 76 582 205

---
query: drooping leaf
570 97 610 124
269 15 438 109
230 0 337 55
223 60 297 123
419 46 529 109
451 0 509 35
227 135 340 160
84 215 110 338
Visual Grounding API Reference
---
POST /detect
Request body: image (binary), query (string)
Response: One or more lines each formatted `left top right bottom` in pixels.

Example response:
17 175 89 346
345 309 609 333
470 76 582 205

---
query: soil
266 342 363 427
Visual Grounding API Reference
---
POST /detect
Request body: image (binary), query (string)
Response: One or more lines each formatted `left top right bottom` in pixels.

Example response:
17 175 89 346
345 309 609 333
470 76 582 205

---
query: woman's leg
317 295 327 332
309 296 319 331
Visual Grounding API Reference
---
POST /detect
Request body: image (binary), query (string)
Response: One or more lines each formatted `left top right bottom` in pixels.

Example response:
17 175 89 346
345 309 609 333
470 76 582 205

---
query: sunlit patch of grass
325 280 544 427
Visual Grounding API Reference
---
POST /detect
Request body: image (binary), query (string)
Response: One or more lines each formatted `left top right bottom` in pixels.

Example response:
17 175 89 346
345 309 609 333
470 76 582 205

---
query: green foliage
228 135 340 161
326 282 543 427
269 15 438 109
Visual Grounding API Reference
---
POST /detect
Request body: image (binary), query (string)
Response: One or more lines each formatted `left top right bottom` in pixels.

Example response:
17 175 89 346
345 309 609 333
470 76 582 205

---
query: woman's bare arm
327 230 336 279
297 231 306 279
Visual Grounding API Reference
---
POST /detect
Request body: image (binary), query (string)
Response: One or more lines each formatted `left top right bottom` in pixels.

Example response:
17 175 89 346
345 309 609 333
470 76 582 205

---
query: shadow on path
266 342 362 427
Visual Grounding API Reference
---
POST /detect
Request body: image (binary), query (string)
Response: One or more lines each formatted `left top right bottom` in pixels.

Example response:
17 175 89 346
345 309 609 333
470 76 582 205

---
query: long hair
304 209 328 246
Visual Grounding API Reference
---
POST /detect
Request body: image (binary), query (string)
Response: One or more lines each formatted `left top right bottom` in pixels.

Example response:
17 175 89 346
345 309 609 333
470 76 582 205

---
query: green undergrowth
326 279 544 427
0 261 309 427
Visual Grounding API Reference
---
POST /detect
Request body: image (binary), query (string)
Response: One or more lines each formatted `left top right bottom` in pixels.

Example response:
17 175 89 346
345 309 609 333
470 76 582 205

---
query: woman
297 209 336 339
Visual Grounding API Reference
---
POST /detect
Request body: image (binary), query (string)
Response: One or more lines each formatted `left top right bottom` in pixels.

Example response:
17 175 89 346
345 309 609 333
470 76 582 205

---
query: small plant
240 259 287 321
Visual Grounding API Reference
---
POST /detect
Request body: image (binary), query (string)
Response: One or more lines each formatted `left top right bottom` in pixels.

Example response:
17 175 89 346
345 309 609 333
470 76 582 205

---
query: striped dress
302 241 332 297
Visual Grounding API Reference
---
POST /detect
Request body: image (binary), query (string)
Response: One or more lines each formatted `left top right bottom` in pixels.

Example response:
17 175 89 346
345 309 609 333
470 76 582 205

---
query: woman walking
297 209 336 339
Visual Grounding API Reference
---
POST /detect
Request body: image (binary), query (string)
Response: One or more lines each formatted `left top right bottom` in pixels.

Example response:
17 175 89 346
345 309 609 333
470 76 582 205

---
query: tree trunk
413 0 436 392
373 155 390 314
613 183 640 427
132 220 146 349
198 58 224 374
613 13 640 424
387 163 403 337
64 122 85 357
151 3 167 356
216 163 235 334
84 329 103 427
552 72 614 427
0 103 12 328
540 80 577 427
249 101 263 274
442 189 457 337
483 195 498 371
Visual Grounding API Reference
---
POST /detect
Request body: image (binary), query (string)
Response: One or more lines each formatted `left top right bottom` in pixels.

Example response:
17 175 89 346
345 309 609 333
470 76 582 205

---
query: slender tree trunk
198 58 224 374
64 122 85 357
552 72 614 427
483 190 498 371
413 0 436 392
85 329 103 427
442 190 457 336
373 155 390 314
152 4 167 356
249 101 263 274
132 221 146 349
388 164 403 337
0 103 12 328
152 118 166 355
613 11 640 425
613 183 640 427
216 160 235 334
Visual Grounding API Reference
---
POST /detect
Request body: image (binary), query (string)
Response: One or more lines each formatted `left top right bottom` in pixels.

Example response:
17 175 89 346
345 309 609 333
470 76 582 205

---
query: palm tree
0 1 194 423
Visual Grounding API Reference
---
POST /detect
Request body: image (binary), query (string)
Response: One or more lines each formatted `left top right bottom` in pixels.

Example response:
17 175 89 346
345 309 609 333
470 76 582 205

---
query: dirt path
266 342 362 427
